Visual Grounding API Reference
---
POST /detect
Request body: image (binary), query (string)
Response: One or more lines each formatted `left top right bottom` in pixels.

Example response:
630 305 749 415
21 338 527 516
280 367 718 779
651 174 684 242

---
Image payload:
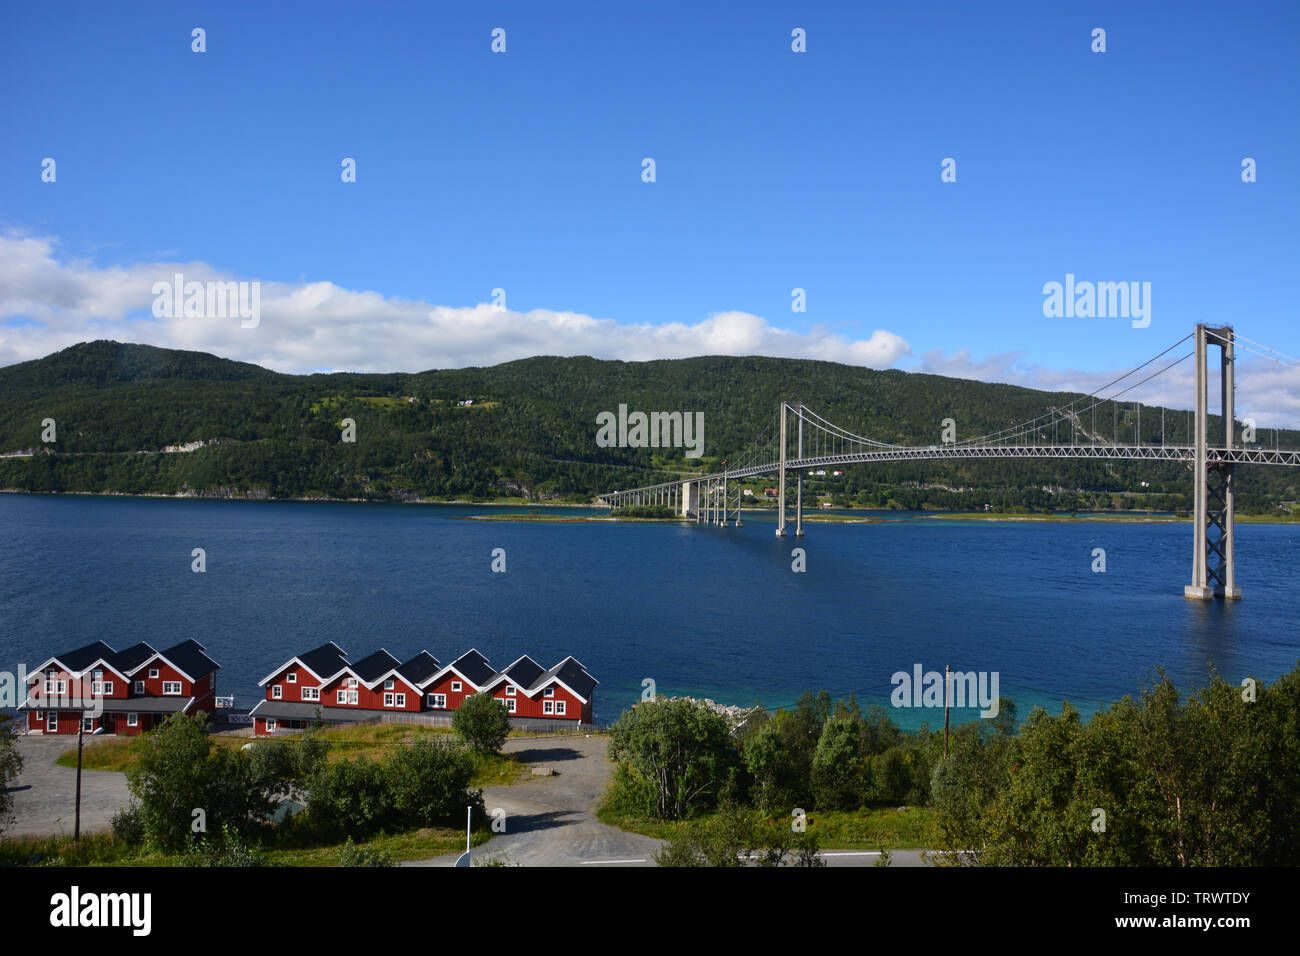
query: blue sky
1 1 1297 417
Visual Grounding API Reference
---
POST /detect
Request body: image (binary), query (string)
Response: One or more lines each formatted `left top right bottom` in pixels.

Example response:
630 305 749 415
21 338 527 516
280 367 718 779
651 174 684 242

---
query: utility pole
943 665 951 758
74 714 85 843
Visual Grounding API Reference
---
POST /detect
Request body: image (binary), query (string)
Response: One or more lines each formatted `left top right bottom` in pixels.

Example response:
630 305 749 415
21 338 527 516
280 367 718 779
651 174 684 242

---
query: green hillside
0 341 1296 512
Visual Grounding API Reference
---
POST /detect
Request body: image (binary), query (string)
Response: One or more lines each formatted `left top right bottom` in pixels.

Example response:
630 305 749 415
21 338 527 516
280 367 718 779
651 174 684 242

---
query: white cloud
914 346 1300 429
0 233 911 374
4 232 1294 429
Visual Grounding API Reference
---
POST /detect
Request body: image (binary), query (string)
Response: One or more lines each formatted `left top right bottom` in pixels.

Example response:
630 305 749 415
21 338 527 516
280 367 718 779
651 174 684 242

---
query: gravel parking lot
5 735 132 839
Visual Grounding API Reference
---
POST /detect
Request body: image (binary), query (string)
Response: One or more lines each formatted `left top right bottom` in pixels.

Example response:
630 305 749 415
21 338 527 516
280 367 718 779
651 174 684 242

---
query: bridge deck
601 443 1300 501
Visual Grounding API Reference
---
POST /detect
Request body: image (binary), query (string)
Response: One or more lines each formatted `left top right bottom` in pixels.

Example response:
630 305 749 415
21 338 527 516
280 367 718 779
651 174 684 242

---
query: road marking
579 859 647 864
819 851 881 856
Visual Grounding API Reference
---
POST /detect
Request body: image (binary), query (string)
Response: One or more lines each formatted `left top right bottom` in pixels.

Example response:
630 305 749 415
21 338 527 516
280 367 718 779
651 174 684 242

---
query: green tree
742 723 796 814
811 715 865 810
608 698 737 820
0 712 23 836
125 712 220 851
304 756 394 840
387 737 484 829
452 692 511 756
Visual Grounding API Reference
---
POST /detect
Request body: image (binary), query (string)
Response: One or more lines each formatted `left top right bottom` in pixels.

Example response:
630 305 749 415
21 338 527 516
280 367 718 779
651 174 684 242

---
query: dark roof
398 651 441 685
500 655 546 689
447 649 496 687
47 641 118 674
351 649 401 684
20 695 193 714
159 639 220 678
544 657 598 701
249 700 385 724
99 697 194 714
110 642 158 674
297 642 349 680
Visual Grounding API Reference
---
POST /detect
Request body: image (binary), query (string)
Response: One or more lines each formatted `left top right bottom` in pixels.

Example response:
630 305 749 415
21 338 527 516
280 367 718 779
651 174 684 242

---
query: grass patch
0 826 485 868
596 804 941 850
58 723 527 787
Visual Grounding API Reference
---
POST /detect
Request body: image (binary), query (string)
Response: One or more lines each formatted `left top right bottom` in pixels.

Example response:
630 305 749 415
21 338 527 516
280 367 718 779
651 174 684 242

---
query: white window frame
505 686 516 696
337 690 348 704
384 693 394 707
384 679 394 690
544 687 555 697
45 680 67 696
134 680 145 694
82 717 95 732
505 698 516 713
272 685 282 699
543 701 554 715
451 681 462 692
394 693 405 708
163 681 182 696
92 669 103 681
287 672 297 684
348 690 358 705
301 687 319 701
148 668 159 679
102 681 114 695
127 713 138 727
555 701 566 715
48 713 58 732
34 710 44 721
347 677 357 688
266 719 277 733
428 693 446 709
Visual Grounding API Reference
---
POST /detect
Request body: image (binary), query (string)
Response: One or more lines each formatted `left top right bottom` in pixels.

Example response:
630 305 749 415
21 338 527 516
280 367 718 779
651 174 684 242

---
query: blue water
2 495 1298 729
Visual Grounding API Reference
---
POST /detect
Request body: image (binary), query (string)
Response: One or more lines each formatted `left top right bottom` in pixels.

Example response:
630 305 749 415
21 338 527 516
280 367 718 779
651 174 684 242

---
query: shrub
452 693 511 755
339 837 394 867
110 803 145 846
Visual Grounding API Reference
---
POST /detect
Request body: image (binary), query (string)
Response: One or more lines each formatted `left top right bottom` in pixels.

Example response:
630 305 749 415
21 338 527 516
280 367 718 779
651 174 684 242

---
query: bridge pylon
1184 324 1241 600
776 402 788 536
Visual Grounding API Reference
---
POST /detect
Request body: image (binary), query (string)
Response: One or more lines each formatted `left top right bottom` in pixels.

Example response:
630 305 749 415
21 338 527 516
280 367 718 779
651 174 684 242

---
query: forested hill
0 340 1296 512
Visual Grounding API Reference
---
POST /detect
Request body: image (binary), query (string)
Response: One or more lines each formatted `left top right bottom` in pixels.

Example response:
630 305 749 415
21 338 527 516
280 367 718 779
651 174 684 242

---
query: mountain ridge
1 341 1294 511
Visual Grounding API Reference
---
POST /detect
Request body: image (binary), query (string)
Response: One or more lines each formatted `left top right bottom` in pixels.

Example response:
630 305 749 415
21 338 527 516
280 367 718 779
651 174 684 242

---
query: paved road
409 734 665 867
5 735 132 838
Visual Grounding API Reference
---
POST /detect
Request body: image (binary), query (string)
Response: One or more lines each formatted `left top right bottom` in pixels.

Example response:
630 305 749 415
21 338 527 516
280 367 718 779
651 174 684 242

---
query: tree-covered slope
0 341 1295 510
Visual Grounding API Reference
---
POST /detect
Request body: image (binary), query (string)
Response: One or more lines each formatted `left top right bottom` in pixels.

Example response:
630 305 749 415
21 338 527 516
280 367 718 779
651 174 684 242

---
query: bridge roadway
600 443 1300 502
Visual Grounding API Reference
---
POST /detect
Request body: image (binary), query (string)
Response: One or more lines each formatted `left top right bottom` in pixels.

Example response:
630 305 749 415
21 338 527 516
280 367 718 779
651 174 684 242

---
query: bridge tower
1184 324 1241 600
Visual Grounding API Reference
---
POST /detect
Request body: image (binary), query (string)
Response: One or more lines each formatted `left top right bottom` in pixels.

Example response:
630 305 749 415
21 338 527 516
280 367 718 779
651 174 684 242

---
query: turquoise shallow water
2 495 1297 729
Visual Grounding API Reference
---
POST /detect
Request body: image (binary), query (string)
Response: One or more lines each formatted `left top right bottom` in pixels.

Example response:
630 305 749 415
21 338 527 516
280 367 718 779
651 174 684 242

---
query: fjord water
2 495 1297 729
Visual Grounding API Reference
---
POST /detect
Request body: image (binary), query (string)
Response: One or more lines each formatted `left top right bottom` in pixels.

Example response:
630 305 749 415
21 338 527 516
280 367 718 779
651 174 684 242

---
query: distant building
21 639 220 735
250 643 597 735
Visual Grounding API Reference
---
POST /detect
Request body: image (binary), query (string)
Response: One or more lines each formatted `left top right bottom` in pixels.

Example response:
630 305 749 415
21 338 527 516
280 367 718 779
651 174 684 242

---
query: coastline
1 489 1295 525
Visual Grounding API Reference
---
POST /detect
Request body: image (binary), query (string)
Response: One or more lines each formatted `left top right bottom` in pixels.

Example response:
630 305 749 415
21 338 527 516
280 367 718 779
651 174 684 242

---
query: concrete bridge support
1185 324 1241 600
681 480 698 519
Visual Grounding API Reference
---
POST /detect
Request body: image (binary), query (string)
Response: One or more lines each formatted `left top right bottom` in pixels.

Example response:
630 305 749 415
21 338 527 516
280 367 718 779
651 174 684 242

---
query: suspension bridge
599 325 1300 601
